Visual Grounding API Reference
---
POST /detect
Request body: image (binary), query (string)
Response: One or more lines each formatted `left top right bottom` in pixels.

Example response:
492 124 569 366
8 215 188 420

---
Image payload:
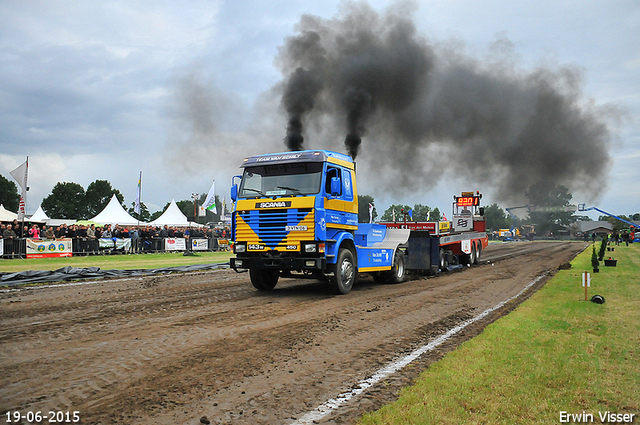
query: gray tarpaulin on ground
0 263 230 286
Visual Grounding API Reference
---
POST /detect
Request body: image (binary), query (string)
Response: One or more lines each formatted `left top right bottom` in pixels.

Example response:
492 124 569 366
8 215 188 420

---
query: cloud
273 2 618 204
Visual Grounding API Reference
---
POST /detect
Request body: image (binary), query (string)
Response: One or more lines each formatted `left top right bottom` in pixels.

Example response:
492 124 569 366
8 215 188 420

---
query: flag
368 203 374 224
427 211 431 221
10 157 28 220
203 180 217 213
134 171 142 215
408 209 413 221
221 198 226 218
443 213 448 221
198 205 206 217
10 158 28 194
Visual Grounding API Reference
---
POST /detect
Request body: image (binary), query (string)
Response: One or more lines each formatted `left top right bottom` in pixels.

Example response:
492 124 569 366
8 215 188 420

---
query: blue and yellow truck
229 150 488 294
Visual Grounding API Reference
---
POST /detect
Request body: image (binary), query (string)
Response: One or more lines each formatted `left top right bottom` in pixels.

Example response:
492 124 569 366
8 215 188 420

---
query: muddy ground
0 241 587 424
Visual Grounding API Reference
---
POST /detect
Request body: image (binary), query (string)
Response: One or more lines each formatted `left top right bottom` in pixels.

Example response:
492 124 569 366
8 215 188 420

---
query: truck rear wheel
329 248 356 294
249 267 279 291
383 250 405 284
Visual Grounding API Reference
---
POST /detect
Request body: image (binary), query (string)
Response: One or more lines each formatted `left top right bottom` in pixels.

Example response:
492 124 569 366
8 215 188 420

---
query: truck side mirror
230 175 241 201
230 184 238 202
331 177 341 197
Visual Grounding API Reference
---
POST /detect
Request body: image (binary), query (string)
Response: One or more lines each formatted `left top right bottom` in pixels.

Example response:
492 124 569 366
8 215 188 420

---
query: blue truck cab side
230 149 409 294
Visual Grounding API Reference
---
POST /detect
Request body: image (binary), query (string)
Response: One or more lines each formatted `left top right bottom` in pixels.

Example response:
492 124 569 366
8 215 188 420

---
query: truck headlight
235 243 246 253
304 243 317 253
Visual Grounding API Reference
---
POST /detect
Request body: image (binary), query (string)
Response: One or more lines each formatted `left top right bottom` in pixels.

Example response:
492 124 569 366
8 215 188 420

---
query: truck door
324 166 357 229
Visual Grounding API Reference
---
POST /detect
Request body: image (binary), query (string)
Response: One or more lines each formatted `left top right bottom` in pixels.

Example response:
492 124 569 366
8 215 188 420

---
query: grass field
0 251 233 274
359 242 640 424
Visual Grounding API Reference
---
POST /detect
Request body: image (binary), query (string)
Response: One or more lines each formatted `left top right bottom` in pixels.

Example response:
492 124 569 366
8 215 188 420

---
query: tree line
2 173 638 233
0 175 224 224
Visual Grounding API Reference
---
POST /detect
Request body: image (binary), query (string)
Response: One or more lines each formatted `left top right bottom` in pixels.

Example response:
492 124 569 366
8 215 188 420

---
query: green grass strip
359 243 640 424
0 251 233 273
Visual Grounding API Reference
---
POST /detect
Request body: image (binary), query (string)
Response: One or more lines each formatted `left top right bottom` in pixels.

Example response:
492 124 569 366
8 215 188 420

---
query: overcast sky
1 0 638 220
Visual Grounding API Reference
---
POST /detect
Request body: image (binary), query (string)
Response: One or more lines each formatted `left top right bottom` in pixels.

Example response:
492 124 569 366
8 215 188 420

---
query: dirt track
0 241 587 424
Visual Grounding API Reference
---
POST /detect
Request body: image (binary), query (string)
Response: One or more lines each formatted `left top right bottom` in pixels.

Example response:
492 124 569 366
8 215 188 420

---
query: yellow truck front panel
235 196 315 252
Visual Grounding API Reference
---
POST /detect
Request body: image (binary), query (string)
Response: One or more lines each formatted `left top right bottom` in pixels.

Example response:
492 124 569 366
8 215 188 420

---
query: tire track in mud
0 241 587 424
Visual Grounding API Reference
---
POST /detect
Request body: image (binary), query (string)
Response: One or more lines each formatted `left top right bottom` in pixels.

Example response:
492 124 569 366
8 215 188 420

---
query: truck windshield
239 162 323 198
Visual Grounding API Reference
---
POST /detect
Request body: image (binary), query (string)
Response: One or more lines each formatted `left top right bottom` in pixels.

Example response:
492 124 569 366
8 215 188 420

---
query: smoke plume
275 2 615 201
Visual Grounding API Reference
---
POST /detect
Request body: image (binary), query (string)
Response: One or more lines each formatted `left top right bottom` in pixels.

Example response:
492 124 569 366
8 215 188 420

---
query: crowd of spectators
1 219 231 259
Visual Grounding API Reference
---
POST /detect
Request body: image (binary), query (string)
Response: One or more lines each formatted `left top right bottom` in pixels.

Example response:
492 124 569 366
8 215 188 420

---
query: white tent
29 205 50 222
148 199 190 227
90 194 143 226
0 204 18 222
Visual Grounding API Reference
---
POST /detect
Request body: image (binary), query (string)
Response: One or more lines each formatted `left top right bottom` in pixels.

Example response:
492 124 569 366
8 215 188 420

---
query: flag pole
21 157 28 258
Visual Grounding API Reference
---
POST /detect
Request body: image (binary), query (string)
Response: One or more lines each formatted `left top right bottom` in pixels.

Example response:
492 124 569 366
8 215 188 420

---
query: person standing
3 224 17 258
130 226 140 253
87 224 97 254
44 225 55 239
28 224 40 239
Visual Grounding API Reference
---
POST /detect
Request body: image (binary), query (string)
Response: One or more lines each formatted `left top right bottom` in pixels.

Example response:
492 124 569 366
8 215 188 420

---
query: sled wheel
474 244 481 265
439 248 448 271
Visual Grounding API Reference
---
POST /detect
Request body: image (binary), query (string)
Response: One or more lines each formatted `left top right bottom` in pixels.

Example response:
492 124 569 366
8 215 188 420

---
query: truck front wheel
249 267 279 291
329 248 356 294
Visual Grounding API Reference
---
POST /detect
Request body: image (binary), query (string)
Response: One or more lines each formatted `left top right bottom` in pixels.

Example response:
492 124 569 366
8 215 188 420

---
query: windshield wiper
275 185 302 195
243 188 267 197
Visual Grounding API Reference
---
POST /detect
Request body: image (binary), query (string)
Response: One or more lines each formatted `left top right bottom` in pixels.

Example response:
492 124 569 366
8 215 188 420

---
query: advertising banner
165 238 187 251
99 238 132 250
115 239 132 250
99 238 115 248
192 238 209 251
26 238 73 258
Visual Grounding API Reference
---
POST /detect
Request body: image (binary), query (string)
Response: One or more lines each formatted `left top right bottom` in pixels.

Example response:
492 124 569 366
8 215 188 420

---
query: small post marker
582 271 591 301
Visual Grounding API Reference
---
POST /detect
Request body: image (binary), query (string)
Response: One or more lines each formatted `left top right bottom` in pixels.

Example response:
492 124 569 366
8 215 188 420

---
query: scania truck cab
229 150 409 294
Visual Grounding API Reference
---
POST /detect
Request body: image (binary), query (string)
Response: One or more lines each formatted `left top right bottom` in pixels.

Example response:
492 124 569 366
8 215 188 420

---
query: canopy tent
148 199 189 227
90 194 144 226
0 204 18 222
74 220 104 227
148 199 204 227
29 205 50 222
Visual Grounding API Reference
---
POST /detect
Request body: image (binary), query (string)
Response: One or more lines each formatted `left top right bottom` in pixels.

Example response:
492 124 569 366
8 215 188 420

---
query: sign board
165 238 187 251
438 221 450 234
452 215 473 232
26 238 73 258
192 238 209 251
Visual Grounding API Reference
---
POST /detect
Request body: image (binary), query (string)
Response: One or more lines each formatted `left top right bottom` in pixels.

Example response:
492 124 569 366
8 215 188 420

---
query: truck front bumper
231 255 326 272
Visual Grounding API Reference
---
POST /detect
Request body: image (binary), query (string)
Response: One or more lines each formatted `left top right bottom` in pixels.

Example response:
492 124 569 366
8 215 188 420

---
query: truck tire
463 243 476 266
249 267 279 291
329 248 356 294
383 250 405 284
439 248 448 271
474 244 481 265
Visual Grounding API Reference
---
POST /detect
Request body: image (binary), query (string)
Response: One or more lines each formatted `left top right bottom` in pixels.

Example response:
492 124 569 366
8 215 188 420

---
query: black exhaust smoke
275 2 615 201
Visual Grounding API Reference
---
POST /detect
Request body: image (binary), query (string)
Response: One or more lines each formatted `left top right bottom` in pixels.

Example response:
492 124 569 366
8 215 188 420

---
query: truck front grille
237 208 313 248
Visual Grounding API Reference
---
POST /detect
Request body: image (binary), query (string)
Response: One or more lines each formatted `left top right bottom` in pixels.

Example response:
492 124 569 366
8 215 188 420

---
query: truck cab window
326 167 342 197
